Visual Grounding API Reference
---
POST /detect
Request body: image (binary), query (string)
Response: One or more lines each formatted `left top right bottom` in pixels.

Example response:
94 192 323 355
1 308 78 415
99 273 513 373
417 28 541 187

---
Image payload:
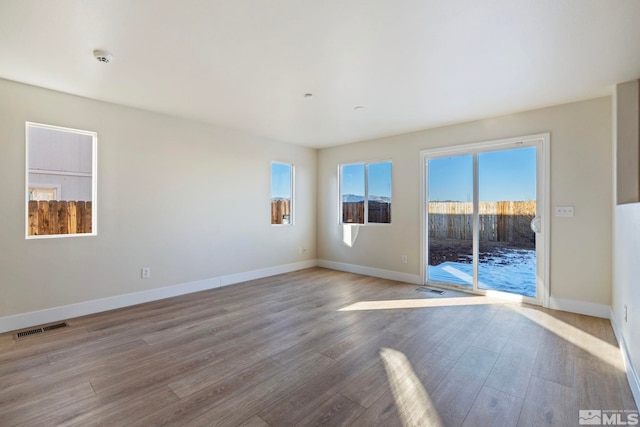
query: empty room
1 1 640 426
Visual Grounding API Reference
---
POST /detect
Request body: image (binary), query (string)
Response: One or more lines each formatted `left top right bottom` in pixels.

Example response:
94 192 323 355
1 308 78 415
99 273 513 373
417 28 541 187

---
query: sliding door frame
420 133 550 307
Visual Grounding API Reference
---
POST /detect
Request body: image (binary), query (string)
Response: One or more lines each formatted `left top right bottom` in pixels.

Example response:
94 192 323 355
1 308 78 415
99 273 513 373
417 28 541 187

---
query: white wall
318 97 613 309
612 80 640 403
613 204 640 401
0 78 316 323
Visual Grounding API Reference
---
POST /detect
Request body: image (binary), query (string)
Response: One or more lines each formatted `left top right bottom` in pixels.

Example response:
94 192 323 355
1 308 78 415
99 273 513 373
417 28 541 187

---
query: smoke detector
93 49 113 64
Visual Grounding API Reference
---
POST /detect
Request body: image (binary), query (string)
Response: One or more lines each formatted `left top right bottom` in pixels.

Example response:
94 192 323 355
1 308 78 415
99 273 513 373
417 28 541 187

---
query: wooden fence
271 199 291 224
428 201 536 247
343 202 364 223
342 201 391 224
28 200 92 236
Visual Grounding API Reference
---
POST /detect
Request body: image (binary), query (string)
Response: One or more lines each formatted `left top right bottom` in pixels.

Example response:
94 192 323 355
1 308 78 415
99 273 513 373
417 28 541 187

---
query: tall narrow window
271 162 293 225
367 161 392 224
26 122 97 238
340 161 392 224
341 163 365 224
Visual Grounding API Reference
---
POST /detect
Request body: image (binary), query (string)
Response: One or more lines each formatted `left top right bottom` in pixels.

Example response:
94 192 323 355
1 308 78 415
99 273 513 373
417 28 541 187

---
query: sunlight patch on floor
509 305 623 371
380 347 443 427
339 296 512 311
484 289 526 303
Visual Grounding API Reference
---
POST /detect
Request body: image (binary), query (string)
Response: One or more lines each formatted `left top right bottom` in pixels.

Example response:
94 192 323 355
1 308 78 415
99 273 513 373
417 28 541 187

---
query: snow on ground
428 248 536 297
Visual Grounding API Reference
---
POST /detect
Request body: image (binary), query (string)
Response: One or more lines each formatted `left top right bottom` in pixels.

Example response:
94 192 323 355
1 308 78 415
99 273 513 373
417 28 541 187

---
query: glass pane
341 163 365 224
478 147 536 297
271 162 292 225
27 123 96 237
427 155 473 287
367 161 392 224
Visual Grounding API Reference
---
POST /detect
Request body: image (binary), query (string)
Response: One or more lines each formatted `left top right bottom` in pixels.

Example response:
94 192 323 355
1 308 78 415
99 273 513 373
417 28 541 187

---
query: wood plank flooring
0 267 636 426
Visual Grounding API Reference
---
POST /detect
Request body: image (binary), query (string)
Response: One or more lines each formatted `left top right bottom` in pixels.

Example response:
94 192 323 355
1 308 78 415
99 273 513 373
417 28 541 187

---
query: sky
278 148 533 202
271 162 292 199
428 146 536 202
341 161 392 198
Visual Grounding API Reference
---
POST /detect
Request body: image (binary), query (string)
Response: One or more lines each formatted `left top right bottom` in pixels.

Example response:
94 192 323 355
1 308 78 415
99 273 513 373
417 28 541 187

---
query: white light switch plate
555 206 574 217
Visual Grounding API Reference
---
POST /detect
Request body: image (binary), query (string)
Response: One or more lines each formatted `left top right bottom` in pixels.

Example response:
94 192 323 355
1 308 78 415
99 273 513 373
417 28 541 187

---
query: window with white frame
271 162 293 225
26 122 97 238
340 161 392 224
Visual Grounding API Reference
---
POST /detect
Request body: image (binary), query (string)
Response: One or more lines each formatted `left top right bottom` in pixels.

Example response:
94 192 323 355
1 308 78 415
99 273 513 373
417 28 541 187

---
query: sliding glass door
427 155 474 288
425 137 546 303
477 147 537 297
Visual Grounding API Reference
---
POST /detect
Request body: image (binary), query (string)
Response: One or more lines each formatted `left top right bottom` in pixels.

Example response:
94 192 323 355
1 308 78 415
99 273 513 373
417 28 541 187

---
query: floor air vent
42 323 68 332
15 322 68 339
416 286 446 295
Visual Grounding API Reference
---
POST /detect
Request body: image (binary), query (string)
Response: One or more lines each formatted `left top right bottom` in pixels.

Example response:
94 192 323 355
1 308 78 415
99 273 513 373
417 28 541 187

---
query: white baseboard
315 264 611 319
548 297 610 319
0 260 317 334
609 308 640 408
317 259 422 285
219 260 317 286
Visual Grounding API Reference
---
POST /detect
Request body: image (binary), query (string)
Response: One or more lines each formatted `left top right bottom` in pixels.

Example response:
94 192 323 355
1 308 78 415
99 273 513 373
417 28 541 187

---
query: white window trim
338 159 392 226
25 121 98 239
419 133 550 308
271 161 295 226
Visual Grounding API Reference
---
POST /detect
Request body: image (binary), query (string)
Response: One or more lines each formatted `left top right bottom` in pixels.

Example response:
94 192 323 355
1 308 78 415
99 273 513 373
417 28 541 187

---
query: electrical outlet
141 267 151 279
555 206 575 217
401 255 408 264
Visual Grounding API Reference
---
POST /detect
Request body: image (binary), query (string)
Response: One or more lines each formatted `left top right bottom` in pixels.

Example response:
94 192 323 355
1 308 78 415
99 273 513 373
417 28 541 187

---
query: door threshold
424 280 541 305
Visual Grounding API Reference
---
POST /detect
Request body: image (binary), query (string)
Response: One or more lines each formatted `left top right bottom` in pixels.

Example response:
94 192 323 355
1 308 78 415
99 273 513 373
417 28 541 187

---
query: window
340 161 392 224
271 162 293 225
29 185 60 201
26 122 97 238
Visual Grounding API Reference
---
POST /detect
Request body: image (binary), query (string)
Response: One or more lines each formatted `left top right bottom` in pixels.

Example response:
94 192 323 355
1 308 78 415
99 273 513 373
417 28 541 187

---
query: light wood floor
0 268 636 426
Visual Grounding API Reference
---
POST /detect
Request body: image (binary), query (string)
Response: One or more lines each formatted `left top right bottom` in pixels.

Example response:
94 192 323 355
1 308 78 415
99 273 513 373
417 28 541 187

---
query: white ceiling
1 1 639 148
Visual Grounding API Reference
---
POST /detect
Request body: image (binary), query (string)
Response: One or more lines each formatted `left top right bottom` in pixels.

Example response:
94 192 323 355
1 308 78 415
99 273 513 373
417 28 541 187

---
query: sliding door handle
530 216 541 233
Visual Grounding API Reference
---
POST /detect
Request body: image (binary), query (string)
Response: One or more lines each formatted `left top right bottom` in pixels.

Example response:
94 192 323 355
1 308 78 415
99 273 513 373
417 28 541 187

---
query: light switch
555 206 574 217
